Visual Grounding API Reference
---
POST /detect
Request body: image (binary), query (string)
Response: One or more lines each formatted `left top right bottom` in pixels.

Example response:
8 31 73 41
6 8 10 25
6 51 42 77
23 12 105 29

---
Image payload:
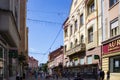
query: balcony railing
66 43 86 56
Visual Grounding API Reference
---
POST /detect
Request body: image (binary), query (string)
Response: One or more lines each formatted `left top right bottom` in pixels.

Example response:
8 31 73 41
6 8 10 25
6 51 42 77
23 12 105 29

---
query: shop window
110 56 120 72
0 47 3 58
0 46 4 78
109 0 118 7
110 18 119 37
88 27 93 43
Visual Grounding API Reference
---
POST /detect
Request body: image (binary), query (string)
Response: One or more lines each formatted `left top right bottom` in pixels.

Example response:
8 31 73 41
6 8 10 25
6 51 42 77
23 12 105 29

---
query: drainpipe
100 0 104 70
96 0 99 47
95 0 99 70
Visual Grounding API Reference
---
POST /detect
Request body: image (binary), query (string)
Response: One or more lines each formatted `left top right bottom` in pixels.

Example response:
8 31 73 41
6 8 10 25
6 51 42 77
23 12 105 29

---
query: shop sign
103 39 120 54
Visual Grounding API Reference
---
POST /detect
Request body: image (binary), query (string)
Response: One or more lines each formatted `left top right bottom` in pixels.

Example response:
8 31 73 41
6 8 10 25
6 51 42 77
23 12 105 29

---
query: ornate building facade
63 0 102 79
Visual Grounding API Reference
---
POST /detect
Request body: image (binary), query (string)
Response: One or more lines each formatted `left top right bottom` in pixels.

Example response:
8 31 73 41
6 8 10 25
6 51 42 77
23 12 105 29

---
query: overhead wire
27 9 67 15
27 18 62 25
27 9 65 63
40 25 63 62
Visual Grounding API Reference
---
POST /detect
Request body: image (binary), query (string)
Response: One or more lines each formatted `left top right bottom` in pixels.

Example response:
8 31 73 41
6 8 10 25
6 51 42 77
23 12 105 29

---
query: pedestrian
23 72 25 80
106 70 110 80
34 71 38 80
16 72 20 80
100 70 105 80
97 69 101 80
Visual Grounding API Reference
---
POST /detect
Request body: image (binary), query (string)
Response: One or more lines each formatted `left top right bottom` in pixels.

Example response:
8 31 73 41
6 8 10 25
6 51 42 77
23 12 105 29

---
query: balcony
0 10 20 47
66 43 86 56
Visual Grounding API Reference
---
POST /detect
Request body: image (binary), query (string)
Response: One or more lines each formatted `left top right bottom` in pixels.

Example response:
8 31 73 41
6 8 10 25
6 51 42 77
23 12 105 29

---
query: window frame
87 55 92 64
88 27 93 43
109 55 120 73
70 25 73 36
75 20 78 32
80 13 84 26
109 0 118 8
87 0 95 15
81 35 84 43
110 17 119 37
64 28 68 37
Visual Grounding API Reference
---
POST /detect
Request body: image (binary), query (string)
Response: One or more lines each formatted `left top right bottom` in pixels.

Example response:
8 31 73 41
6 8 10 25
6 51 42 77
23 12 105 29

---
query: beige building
0 0 28 79
102 0 120 80
63 0 102 78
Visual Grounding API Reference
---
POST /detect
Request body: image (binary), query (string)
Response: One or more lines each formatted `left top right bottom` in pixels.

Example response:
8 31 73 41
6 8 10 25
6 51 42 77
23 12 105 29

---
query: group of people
98 69 110 80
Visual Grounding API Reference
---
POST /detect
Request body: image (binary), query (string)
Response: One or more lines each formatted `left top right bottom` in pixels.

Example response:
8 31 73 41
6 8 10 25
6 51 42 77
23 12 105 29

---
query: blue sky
27 0 72 64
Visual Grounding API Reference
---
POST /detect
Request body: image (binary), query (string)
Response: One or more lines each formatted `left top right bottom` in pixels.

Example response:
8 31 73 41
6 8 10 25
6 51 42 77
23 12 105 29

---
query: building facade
28 56 38 70
0 0 28 79
48 46 64 76
0 0 21 79
63 0 102 78
102 0 120 80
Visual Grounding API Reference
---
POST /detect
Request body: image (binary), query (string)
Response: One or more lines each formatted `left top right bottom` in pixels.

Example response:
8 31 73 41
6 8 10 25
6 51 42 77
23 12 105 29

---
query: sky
27 0 72 64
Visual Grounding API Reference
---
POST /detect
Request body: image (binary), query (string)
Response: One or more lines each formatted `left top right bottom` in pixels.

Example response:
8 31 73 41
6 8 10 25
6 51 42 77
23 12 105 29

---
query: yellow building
63 0 102 79
102 0 120 80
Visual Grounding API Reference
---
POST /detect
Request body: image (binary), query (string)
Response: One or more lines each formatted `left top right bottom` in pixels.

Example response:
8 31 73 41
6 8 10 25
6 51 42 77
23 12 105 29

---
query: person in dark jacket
16 72 20 80
100 70 105 80
106 70 110 80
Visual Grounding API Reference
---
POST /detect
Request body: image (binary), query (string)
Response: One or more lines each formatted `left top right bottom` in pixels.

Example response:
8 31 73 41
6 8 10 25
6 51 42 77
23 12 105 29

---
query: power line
29 51 46 55
27 9 67 15
40 26 63 62
27 18 62 25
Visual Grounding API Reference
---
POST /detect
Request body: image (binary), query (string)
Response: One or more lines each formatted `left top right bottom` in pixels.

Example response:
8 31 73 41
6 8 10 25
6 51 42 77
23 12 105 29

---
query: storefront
102 36 120 80
0 43 7 80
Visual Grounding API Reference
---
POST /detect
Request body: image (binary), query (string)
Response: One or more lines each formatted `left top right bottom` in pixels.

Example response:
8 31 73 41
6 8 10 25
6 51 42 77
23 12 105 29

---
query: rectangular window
110 18 119 37
87 56 92 64
87 0 94 14
75 20 78 32
80 58 84 65
110 56 120 72
64 28 68 37
74 59 79 66
109 0 118 7
80 14 84 26
70 25 73 36
88 27 93 43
